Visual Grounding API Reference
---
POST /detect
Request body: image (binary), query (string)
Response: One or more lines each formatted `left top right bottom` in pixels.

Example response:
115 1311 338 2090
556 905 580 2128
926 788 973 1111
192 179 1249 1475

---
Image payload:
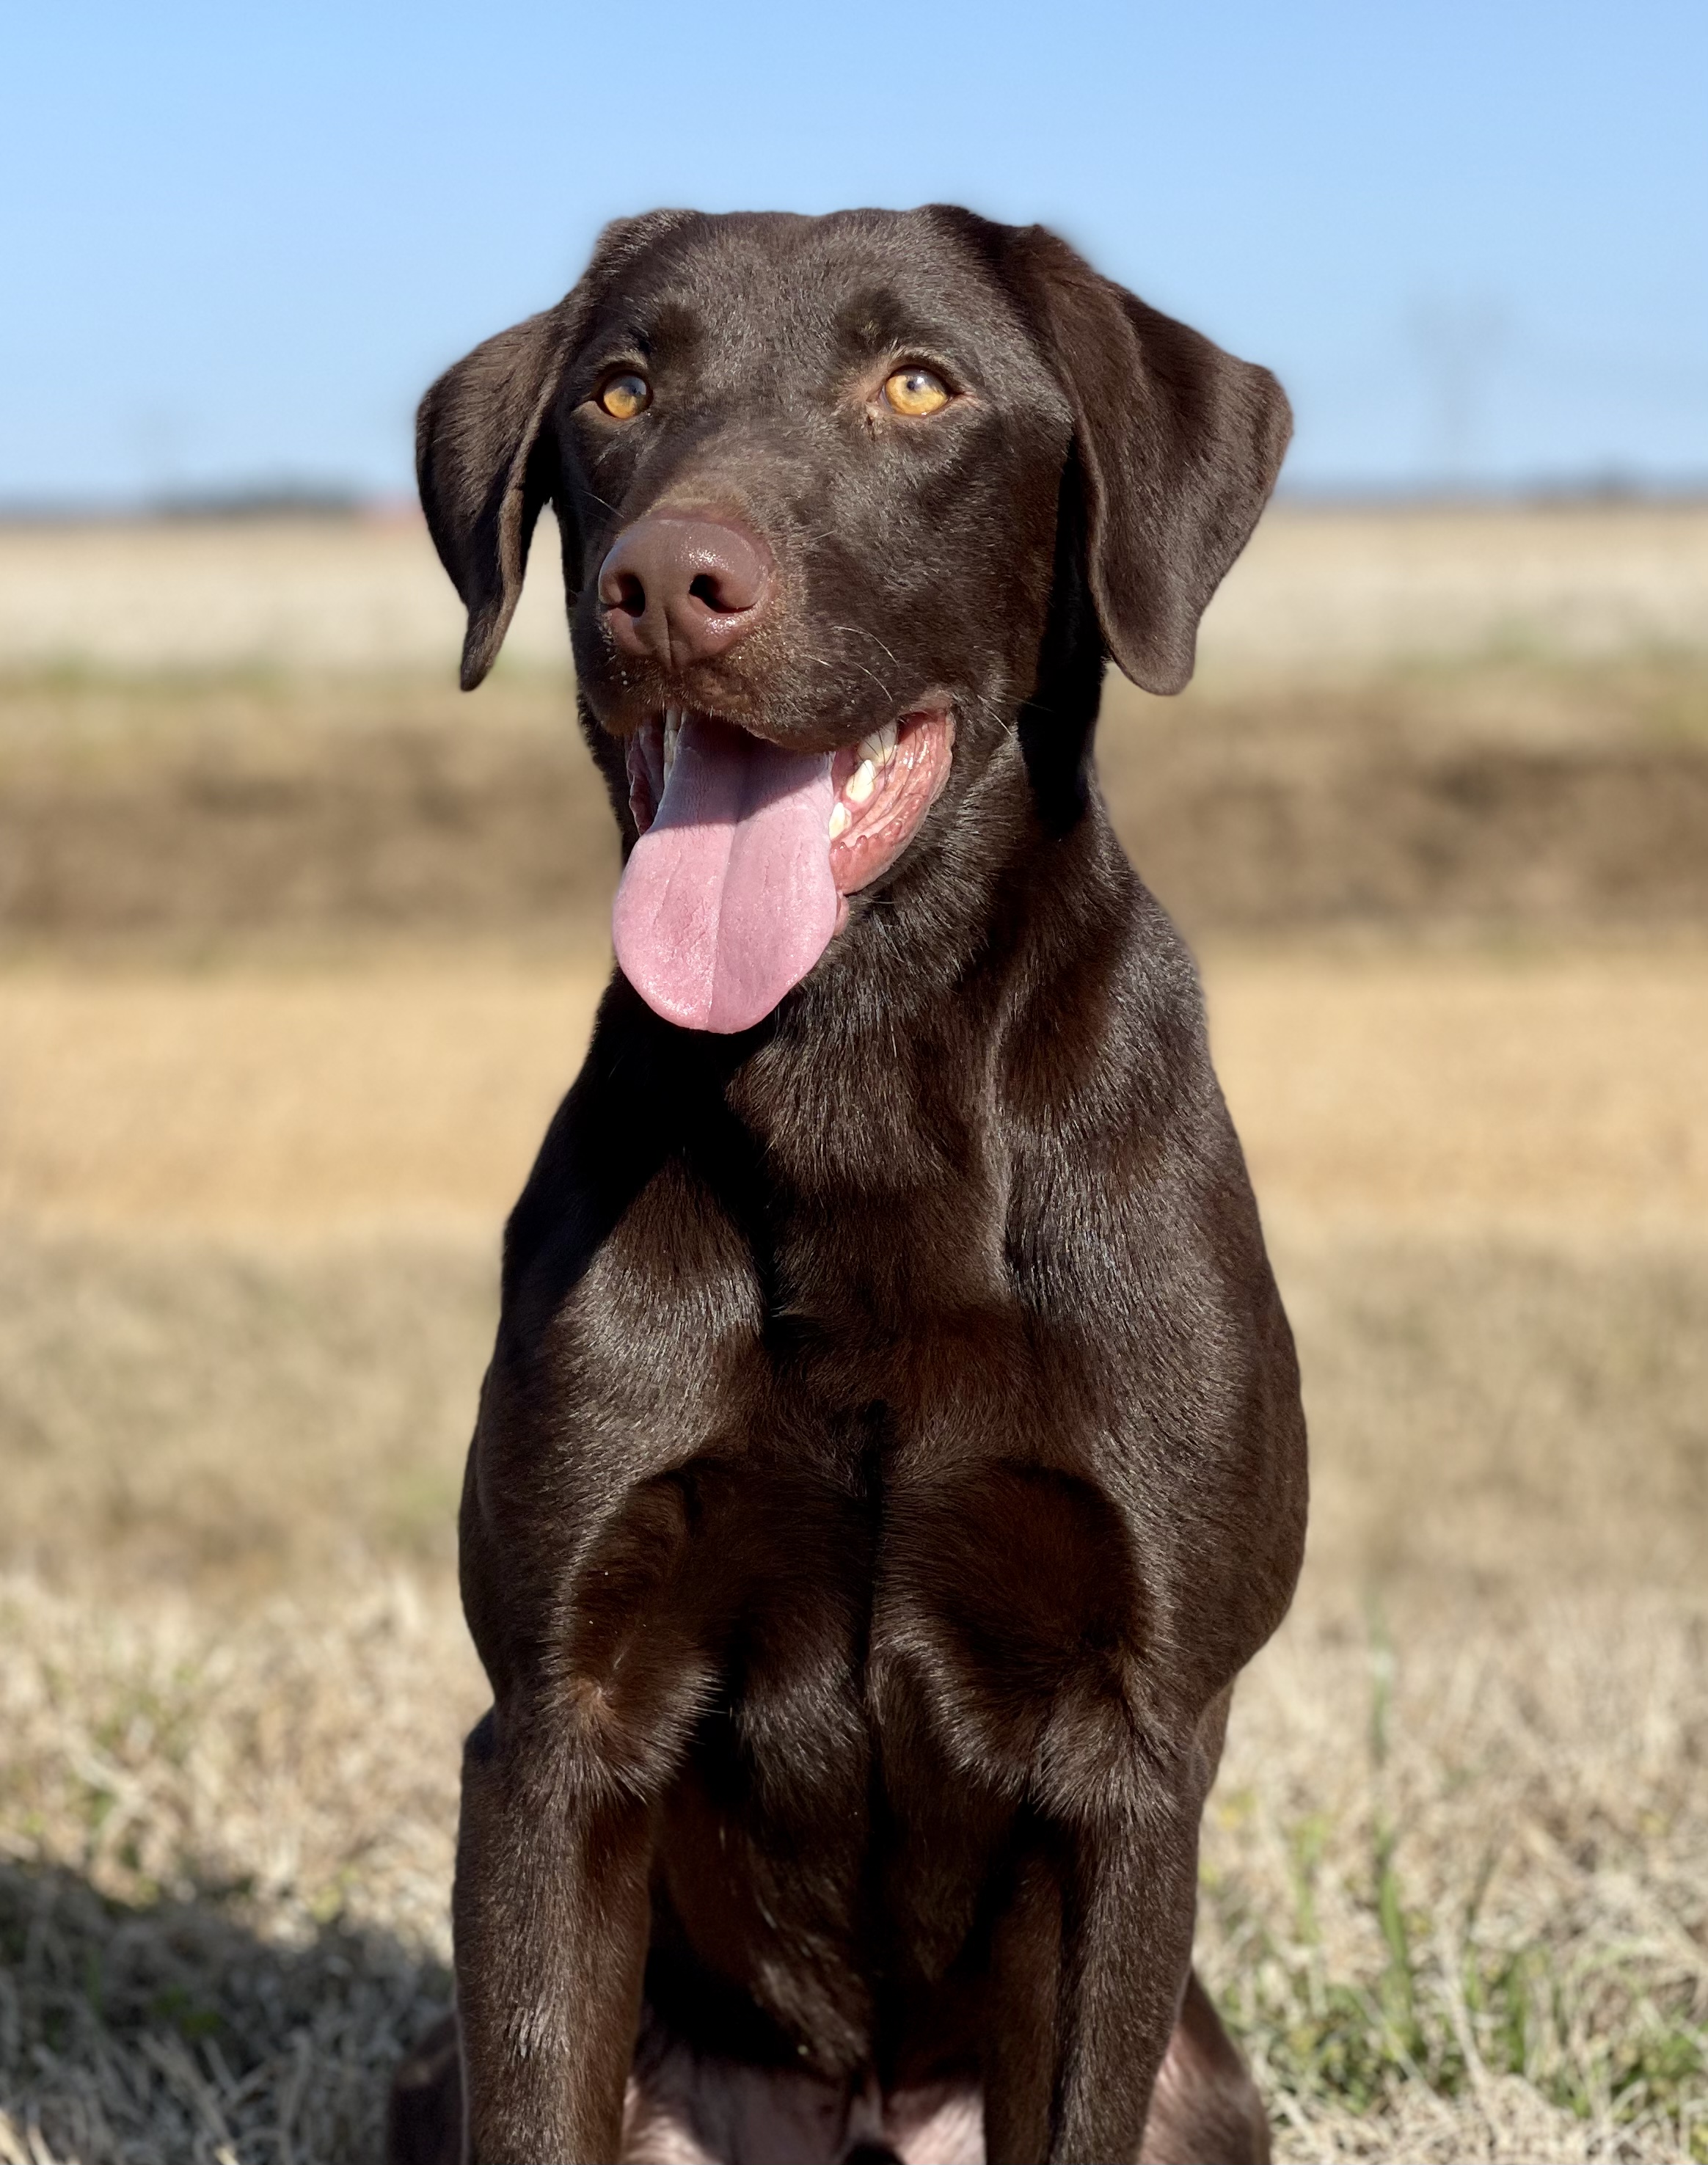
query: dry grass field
1 507 1705 2162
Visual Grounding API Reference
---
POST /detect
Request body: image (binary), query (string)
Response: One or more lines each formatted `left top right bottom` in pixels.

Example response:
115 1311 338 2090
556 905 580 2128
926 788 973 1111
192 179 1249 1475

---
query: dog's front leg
453 1704 654 2165
985 1802 1200 2165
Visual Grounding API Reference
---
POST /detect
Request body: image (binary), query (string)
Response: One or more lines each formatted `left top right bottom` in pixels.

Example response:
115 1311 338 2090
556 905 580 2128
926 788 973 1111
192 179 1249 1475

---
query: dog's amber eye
598 373 652 420
883 366 951 417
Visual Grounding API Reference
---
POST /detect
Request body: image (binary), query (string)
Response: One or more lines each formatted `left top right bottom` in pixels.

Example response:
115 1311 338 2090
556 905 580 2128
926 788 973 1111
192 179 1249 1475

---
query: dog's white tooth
845 759 876 805
828 801 851 840
876 721 897 762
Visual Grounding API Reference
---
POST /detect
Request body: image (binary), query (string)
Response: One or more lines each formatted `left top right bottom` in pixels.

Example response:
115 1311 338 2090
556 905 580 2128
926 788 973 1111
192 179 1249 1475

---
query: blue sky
3 0 1704 503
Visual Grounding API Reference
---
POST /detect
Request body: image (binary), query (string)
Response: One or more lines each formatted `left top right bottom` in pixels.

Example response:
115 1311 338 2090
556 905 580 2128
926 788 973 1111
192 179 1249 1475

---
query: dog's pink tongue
613 715 838 1033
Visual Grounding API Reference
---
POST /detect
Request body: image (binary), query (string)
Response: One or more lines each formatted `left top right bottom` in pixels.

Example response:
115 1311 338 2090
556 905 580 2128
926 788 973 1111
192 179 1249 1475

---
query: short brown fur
392 205 1304 2165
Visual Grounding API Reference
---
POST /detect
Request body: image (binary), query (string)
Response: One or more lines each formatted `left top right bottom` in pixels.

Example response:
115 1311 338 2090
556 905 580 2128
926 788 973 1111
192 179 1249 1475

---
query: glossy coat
390 207 1306 2165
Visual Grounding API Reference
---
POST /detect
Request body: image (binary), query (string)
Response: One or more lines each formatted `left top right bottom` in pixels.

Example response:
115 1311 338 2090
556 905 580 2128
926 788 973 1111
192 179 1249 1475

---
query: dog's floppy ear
417 213 700 691
416 299 584 691
1001 225 1292 695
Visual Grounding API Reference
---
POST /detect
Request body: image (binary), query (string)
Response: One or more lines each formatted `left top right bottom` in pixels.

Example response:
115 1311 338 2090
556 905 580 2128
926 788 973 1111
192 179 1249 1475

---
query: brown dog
388 206 1306 2165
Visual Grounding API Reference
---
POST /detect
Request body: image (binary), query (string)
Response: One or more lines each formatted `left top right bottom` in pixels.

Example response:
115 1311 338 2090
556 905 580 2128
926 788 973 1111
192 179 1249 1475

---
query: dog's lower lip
827 709 955 895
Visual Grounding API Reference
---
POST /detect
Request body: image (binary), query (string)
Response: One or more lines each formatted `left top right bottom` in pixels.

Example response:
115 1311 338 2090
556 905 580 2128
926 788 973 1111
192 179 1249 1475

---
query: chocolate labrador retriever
387 205 1306 2165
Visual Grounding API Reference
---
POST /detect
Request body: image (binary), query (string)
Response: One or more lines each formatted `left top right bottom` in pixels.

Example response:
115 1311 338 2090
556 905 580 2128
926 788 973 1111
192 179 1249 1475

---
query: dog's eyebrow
629 301 704 365
832 287 964 366
580 296 704 370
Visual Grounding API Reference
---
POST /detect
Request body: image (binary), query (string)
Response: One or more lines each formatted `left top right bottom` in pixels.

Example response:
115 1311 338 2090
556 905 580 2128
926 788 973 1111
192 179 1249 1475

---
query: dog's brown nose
597 514 773 669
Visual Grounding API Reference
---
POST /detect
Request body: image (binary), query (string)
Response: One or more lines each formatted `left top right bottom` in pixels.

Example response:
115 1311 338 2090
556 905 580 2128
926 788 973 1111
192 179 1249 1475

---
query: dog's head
418 208 1289 1032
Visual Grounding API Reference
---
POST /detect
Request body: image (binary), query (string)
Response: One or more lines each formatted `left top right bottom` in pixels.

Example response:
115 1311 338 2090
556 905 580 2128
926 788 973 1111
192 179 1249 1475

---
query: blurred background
1 5 1705 2162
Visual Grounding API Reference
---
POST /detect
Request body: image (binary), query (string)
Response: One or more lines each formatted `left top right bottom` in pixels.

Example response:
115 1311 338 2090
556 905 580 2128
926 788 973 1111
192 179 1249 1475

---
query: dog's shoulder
1000 839 1225 1141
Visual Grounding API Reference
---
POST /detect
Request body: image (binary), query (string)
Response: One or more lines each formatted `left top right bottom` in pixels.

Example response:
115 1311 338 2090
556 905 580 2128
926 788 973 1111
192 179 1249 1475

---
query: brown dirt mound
1101 657 1708 938
3 656 1706 954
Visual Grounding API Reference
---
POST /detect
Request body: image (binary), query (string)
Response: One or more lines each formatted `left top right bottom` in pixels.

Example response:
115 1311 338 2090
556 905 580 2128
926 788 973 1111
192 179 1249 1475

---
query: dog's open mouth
613 708 955 1033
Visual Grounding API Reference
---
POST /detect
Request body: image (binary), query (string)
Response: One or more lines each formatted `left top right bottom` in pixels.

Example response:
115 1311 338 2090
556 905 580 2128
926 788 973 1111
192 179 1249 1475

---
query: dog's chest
528 1067 1170 2040
558 1123 1134 1737
633 1425 1147 2048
